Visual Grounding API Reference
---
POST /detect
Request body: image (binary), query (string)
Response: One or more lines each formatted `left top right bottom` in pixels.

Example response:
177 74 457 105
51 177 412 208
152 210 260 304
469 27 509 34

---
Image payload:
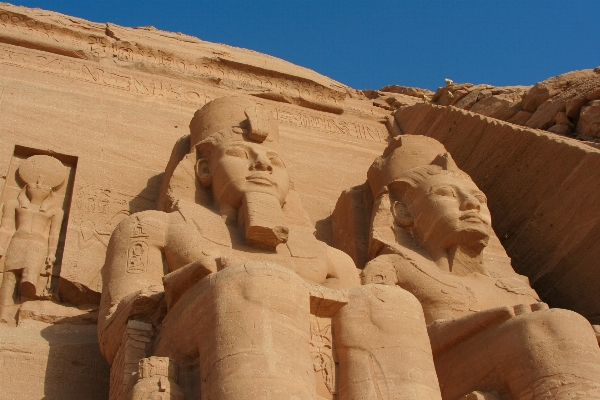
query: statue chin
441 226 490 253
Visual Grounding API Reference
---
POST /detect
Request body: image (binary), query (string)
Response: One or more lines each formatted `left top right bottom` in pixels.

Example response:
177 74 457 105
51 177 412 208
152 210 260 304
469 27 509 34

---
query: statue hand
128 285 167 325
361 255 399 286
163 255 219 310
45 255 56 266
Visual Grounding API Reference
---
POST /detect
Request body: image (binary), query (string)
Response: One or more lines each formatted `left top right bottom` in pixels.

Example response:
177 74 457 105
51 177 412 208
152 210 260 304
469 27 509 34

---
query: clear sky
7 1 600 91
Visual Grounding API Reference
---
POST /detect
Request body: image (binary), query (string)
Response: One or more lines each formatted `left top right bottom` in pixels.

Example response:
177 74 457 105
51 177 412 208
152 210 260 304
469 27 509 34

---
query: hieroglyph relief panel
0 148 76 303
61 185 155 293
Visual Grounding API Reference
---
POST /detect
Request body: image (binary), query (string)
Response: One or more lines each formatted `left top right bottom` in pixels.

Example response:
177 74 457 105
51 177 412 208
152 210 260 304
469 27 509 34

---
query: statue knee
510 308 596 346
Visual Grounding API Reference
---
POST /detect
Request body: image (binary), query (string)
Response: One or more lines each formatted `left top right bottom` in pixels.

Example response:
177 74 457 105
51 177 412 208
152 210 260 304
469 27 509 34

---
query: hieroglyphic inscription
127 242 148 274
0 8 346 103
0 42 388 143
309 314 337 395
61 185 155 291
0 42 217 107
275 107 388 142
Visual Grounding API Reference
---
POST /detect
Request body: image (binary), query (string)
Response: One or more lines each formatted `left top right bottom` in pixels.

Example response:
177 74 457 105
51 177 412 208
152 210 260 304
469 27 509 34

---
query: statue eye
434 187 455 197
225 147 248 159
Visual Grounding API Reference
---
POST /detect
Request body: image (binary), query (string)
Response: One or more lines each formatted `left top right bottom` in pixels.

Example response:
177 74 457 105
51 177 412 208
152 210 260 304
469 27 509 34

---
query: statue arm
0 200 17 256
324 246 361 289
98 212 168 363
161 215 221 310
45 208 64 265
162 255 218 310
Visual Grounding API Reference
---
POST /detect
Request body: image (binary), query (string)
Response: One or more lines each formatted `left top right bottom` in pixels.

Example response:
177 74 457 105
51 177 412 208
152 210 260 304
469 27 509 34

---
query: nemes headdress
367 135 462 199
189 96 279 150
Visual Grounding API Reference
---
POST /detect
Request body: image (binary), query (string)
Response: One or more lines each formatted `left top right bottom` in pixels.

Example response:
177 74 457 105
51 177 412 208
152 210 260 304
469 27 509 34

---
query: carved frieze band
0 8 346 104
0 43 387 143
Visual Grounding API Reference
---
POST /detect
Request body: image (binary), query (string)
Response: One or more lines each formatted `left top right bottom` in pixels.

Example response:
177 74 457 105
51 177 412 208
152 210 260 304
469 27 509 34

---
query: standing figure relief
0 154 67 323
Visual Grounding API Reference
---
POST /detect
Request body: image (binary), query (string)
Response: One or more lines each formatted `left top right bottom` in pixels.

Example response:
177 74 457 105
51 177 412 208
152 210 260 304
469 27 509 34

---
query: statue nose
251 154 273 172
460 194 480 211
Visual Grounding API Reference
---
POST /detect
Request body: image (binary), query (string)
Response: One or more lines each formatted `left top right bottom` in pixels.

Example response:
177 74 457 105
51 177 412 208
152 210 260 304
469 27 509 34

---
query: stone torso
14 206 54 236
384 253 540 323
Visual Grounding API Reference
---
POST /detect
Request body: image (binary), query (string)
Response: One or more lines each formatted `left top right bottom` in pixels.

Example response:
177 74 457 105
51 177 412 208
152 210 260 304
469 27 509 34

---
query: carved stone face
26 183 52 202
402 171 491 250
208 138 290 209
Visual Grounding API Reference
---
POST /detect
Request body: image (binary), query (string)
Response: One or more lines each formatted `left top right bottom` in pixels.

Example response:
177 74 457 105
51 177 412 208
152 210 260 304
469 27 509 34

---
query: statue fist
45 255 56 266
361 256 399 286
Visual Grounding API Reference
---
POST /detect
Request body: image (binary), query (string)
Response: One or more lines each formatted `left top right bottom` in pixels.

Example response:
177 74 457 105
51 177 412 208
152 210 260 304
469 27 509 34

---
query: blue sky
8 1 600 91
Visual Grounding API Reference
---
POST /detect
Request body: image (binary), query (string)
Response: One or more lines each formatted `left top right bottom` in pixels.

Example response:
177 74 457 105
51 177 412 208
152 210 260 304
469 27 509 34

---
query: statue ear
388 179 416 228
391 201 414 228
195 158 212 188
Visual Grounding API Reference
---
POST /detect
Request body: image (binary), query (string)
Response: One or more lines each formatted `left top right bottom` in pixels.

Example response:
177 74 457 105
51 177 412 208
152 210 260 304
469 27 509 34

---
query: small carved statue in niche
99 97 443 399
362 135 600 399
0 154 67 322
130 357 185 400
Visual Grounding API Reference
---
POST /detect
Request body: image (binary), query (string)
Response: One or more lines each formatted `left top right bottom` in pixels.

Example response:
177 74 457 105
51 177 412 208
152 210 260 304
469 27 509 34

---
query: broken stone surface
377 84 435 99
522 69 598 112
18 300 98 325
578 99 600 137
375 69 600 143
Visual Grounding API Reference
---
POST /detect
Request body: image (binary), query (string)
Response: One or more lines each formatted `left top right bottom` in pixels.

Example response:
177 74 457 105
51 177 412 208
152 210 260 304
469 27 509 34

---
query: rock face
391 103 600 324
408 69 600 143
0 2 600 400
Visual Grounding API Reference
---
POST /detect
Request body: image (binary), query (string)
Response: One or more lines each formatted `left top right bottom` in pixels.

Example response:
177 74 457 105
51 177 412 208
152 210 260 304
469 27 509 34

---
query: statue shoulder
111 210 169 240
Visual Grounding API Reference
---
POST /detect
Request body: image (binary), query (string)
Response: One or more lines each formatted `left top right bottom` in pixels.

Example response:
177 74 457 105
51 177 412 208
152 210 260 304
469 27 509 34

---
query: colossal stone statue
361 135 600 399
0 154 67 322
99 97 442 399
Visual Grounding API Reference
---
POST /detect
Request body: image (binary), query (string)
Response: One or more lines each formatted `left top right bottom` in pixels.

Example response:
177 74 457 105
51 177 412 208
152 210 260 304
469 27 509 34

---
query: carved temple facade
0 3 600 400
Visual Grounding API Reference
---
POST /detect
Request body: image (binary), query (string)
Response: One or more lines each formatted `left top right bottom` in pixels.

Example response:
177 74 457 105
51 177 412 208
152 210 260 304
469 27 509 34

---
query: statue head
17 155 67 211
367 136 491 259
189 96 289 210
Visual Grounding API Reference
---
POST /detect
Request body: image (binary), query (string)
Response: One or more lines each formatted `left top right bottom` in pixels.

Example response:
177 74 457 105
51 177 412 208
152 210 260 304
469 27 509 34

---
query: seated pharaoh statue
98 97 444 399
357 135 600 399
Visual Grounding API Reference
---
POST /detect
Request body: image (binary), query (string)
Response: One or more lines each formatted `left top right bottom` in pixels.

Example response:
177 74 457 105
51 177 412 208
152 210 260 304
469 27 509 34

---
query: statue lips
246 173 276 186
459 212 486 225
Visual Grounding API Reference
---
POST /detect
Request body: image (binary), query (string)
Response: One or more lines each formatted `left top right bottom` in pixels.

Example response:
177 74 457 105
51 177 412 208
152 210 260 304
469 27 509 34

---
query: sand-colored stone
414 69 600 142
1 2 600 399
98 96 442 399
0 2 390 306
334 134 600 398
0 154 68 322
393 103 600 323
578 99 600 138
0 319 109 400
